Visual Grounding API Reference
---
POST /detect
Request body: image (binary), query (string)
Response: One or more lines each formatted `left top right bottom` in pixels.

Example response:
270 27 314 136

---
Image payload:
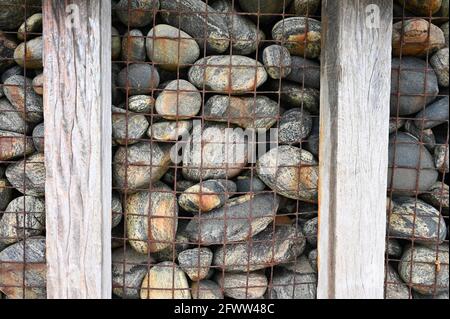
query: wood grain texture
43 0 112 299
318 0 392 299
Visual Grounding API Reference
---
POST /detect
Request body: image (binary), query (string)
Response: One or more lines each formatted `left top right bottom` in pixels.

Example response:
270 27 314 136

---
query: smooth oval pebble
32 73 44 95
263 45 292 79
235 173 266 193
214 271 268 299
392 19 445 57
0 237 46 299
179 179 236 213
420 182 449 215
146 24 200 71
385 264 410 299
122 29 146 62
279 108 313 144
302 217 318 247
388 133 438 195
148 120 192 141
4 75 43 123
182 123 249 181
267 256 317 299
434 144 449 173
391 58 439 116
188 55 268 94
185 193 279 245
155 79 201 119
140 261 191 299
0 0 41 30
112 246 151 299
396 0 442 15
291 0 321 16
113 141 172 192
398 244 449 295
1 65 22 83
32 122 44 153
121 95 154 113
112 106 149 145
271 81 320 114
430 47 449 87
213 225 306 272
14 36 43 69
160 0 229 53
115 0 159 27
204 95 279 130
126 182 178 254
272 17 321 59
0 196 45 246
5 153 45 196
191 280 223 299
178 248 213 281
389 197 447 244
286 56 320 89
0 178 13 211
112 26 121 61
117 63 160 95
112 191 123 228
0 130 34 161
257 146 319 202
414 97 449 130
211 0 265 55
0 98 28 134
17 13 42 41
239 0 293 24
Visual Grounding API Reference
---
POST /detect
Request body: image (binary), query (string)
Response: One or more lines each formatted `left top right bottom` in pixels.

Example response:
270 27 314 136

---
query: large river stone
385 264 410 299
112 106 149 145
191 280 223 299
155 79 201 119
5 153 45 196
256 146 319 202
178 247 213 281
0 130 34 161
126 182 178 254
214 271 268 299
14 36 43 69
188 55 267 94
185 193 279 245
122 29 146 62
213 225 306 272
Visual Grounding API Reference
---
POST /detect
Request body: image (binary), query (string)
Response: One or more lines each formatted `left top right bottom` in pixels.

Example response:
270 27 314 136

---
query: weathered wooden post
43 0 112 299
318 0 393 298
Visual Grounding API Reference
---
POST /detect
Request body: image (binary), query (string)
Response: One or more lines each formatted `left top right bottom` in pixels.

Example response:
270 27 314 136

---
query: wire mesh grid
110 0 321 299
0 0 45 300
385 1 449 300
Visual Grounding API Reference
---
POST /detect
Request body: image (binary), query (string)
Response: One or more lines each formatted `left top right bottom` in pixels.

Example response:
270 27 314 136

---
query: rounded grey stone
0 130 35 161
5 153 45 196
119 95 155 114
272 17 321 59
178 248 213 281
256 146 319 202
117 63 160 95
434 144 449 174
1 65 22 83
3 75 43 123
414 97 449 130
235 174 266 193
286 56 320 89
420 182 449 215
17 13 42 41
430 47 449 87
387 239 403 258
391 57 439 116
32 122 44 153
14 36 43 69
188 55 268 94
262 45 292 79
279 108 313 144
204 95 279 130
404 120 436 152
308 249 318 272
185 193 279 245
302 217 318 247
385 264 410 299
211 0 265 55
213 225 306 272
291 0 321 16
398 244 449 295
389 197 447 244
112 106 149 145
115 0 160 27
148 120 192 141
146 24 200 71
0 98 28 134
122 29 146 62
0 196 45 246
0 178 13 211
270 81 320 114
214 271 268 299
388 133 438 195
155 79 201 119
112 191 123 229
112 26 121 61
191 280 223 299
160 0 230 53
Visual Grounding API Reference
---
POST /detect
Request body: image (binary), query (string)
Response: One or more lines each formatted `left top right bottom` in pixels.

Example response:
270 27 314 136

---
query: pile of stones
110 0 321 300
386 0 449 300
0 0 46 299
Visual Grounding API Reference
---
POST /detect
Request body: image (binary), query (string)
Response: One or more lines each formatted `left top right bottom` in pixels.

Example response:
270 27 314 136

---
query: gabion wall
0 0 46 299
385 0 449 299
110 0 320 299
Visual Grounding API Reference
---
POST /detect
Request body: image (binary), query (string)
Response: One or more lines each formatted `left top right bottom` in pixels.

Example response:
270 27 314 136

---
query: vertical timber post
318 0 393 298
43 0 112 298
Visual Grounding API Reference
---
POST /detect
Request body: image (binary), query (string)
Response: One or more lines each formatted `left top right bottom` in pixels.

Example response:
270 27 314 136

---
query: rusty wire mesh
385 1 449 300
0 0 45 300
111 0 320 299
